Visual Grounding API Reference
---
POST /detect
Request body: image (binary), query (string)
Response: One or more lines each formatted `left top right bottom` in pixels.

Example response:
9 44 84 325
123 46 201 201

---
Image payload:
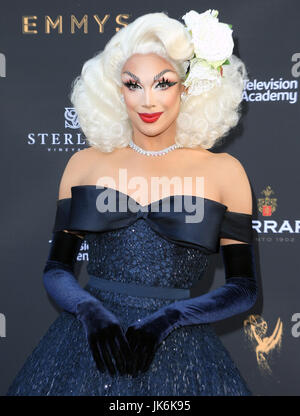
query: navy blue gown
6 185 253 396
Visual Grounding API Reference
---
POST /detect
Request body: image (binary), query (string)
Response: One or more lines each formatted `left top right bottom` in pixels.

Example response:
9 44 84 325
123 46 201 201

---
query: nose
142 87 156 109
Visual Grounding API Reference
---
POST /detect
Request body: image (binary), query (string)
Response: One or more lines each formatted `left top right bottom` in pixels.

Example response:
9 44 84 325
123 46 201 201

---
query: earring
181 92 187 101
120 94 125 103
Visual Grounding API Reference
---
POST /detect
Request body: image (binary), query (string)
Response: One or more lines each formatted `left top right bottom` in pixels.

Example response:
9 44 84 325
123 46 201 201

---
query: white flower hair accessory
181 9 234 97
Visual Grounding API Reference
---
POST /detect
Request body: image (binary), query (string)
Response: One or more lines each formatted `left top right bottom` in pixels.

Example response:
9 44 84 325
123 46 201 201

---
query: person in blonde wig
70 12 247 152
6 11 257 396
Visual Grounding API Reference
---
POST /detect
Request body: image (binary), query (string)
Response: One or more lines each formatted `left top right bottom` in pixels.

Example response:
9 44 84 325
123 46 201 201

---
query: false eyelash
123 77 177 90
157 78 178 88
124 80 141 89
157 77 171 86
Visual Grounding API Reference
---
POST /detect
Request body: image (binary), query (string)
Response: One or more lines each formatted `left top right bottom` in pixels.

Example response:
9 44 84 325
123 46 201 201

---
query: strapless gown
6 185 254 396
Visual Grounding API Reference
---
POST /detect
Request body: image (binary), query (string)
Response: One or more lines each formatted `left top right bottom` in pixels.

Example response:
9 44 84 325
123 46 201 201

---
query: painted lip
138 112 163 123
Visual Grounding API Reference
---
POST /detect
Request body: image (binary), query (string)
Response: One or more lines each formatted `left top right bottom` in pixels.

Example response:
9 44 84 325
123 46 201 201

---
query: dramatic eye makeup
122 69 178 91
123 77 177 91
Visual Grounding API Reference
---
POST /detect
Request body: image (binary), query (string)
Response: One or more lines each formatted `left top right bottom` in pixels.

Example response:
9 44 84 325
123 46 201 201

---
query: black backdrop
1 0 299 396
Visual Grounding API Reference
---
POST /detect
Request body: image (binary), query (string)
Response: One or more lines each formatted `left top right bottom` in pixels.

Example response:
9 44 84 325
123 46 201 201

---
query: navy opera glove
125 243 258 375
43 230 133 376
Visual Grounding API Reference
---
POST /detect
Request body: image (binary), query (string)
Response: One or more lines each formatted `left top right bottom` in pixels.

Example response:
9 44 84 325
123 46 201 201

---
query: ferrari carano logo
258 186 277 217
244 314 283 374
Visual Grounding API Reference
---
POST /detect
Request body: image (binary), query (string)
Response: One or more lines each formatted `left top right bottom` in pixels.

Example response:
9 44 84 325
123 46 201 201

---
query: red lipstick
138 112 163 123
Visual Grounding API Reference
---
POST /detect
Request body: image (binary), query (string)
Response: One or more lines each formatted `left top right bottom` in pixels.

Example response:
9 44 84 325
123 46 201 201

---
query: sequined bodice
52 185 253 293
86 219 209 290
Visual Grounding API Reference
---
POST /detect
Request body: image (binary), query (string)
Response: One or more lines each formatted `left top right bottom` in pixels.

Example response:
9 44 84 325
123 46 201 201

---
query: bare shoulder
216 151 246 171
217 152 253 215
57 147 100 200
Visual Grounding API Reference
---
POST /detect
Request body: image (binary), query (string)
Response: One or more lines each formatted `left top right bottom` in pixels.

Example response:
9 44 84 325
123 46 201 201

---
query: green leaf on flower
209 59 226 69
222 59 230 65
227 24 232 29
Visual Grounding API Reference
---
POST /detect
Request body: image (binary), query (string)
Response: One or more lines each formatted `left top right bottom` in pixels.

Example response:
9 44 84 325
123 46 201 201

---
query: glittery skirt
6 282 252 396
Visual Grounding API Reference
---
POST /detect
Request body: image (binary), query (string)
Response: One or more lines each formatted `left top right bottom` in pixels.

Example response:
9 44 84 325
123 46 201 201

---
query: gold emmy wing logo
258 186 277 217
243 314 283 374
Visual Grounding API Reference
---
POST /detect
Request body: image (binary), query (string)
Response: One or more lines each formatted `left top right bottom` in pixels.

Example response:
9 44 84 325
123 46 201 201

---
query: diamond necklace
128 138 184 157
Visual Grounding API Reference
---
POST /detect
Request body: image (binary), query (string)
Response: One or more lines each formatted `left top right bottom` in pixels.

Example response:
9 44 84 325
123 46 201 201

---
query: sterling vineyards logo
27 107 86 152
64 107 80 129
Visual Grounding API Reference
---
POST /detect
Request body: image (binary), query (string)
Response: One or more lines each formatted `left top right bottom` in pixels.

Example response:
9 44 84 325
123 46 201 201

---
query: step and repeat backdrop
1 0 299 396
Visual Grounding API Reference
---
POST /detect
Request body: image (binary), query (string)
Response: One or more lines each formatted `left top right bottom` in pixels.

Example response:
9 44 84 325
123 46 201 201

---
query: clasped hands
76 300 178 377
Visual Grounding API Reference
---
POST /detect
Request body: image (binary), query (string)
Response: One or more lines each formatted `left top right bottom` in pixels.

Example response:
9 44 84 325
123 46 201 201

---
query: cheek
160 89 180 108
124 93 138 110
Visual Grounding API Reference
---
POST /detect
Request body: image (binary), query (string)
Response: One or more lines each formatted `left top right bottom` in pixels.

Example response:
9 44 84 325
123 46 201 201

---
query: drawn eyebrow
122 69 176 83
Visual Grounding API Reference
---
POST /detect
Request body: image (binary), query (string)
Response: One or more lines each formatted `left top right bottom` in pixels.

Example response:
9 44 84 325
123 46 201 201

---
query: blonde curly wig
69 11 248 152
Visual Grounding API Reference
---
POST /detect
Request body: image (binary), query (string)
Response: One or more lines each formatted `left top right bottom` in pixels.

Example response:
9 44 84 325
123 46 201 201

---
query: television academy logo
242 53 299 104
243 77 298 104
27 107 86 151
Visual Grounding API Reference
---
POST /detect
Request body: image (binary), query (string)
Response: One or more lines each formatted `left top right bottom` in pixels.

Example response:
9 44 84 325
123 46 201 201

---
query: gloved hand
75 299 134 375
125 243 258 376
43 230 133 376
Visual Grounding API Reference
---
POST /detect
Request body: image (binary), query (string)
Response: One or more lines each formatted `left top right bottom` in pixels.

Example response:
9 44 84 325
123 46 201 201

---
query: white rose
183 59 221 96
182 9 233 63
192 21 233 62
182 9 219 32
